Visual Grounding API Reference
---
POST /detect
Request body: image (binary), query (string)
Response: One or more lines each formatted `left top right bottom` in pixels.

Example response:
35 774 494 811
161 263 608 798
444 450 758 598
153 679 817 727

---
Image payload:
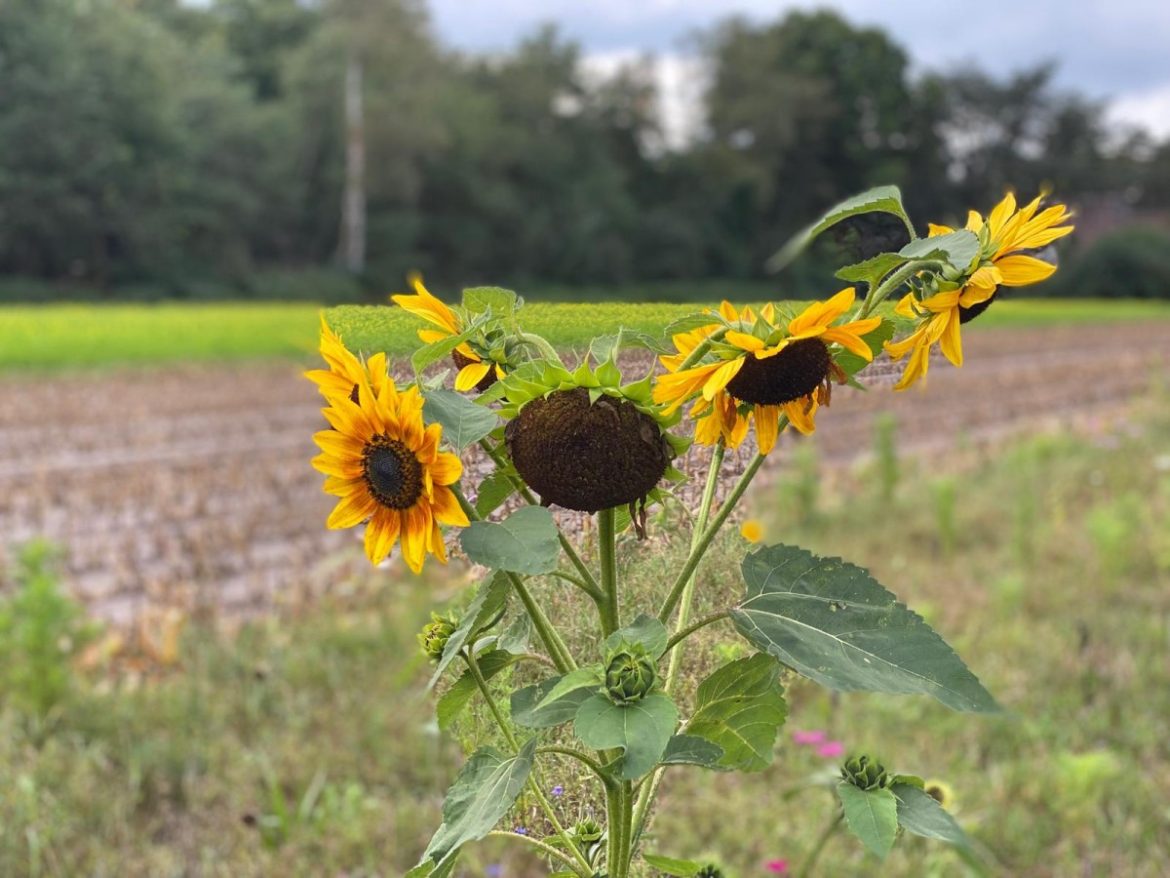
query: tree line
1 0 1167 300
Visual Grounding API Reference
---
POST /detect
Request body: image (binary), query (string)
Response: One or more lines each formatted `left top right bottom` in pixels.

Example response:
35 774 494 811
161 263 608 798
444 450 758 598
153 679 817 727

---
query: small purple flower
816 741 845 758
514 826 528 836
551 784 564 797
792 729 826 746
486 866 503 878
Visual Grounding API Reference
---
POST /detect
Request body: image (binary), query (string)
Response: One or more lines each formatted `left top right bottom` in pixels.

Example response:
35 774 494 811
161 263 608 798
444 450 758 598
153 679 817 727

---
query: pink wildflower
792 729 827 746
816 741 845 758
764 859 789 874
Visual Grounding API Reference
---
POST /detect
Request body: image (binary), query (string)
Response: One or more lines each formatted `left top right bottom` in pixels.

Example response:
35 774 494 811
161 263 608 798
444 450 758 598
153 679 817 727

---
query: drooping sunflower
653 290 883 453
304 314 391 401
311 372 468 572
391 273 505 392
886 191 1073 390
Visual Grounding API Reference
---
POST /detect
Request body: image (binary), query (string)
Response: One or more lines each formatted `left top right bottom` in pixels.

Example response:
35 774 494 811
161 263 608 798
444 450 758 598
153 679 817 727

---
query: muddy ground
2 323 1167 622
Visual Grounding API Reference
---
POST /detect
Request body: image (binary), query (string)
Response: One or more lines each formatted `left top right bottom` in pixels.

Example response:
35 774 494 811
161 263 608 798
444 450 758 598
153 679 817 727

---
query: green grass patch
2 297 1168 370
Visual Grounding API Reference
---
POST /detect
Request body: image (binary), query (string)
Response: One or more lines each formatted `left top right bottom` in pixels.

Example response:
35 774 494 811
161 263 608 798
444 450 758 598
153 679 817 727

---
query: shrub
1055 226 1170 299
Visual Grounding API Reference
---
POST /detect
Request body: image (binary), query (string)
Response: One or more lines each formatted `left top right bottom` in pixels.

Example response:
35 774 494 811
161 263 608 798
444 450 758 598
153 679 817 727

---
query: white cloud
1108 84 1170 139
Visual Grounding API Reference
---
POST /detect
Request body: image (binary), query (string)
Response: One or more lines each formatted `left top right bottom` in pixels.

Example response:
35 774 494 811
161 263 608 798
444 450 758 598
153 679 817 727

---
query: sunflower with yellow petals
391 273 506 393
886 191 1073 389
311 370 469 572
305 315 392 402
654 289 883 453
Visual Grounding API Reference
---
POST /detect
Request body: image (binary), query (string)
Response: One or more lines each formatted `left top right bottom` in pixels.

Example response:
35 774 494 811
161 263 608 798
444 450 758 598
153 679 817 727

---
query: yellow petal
702 357 746 401
430 451 463 486
364 508 400 565
754 404 781 453
312 452 364 480
653 362 724 413
725 330 766 352
783 399 817 435
327 491 377 529
928 223 954 237
937 310 963 367
430 484 470 527
995 254 1056 287
820 327 874 360
400 504 433 574
740 519 764 543
455 361 492 392
986 191 1017 241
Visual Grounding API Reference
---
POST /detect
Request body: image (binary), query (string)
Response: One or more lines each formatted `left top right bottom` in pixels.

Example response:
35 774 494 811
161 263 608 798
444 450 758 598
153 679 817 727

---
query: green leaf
605 613 670 658
573 692 678 780
497 614 531 654
532 667 604 712
431 572 510 686
642 853 705 876
891 783 970 848
659 734 725 768
731 544 999 713
460 507 561 575
405 854 458 878
684 654 788 772
838 782 899 859
834 318 894 380
475 469 517 517
422 388 499 451
768 186 913 272
462 286 518 316
411 319 480 376
835 252 908 290
663 313 723 337
899 230 981 272
421 739 537 867
436 650 520 731
511 676 595 729
590 327 667 363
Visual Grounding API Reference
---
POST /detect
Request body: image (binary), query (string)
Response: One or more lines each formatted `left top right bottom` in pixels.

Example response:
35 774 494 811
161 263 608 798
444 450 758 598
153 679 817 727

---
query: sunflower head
391 274 523 394
841 754 890 791
654 292 886 450
311 365 469 572
497 358 686 518
924 779 956 810
603 642 658 705
305 314 392 402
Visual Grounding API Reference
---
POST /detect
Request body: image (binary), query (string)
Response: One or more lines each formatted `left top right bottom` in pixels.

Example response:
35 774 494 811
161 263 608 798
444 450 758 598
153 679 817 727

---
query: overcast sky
427 0 1170 141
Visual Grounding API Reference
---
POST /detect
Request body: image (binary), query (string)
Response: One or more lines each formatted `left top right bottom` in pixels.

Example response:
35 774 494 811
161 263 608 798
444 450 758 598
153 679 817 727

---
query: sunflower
311 370 468 572
304 314 391 402
653 290 882 453
391 273 505 392
886 191 1073 390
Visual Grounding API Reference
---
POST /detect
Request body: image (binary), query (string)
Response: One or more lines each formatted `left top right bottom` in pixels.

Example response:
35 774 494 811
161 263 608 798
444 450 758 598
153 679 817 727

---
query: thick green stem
537 746 615 789
657 449 770 623
598 508 619 636
454 485 577 673
464 652 593 877
796 812 843 878
606 783 635 878
854 258 947 320
661 609 731 655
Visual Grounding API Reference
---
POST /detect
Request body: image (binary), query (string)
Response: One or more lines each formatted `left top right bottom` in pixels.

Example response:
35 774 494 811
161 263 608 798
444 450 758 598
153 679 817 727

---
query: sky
427 0 1170 143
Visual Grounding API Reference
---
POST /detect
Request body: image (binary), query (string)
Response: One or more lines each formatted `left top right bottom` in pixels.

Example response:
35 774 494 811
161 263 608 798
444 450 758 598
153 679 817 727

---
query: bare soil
3 323 1167 622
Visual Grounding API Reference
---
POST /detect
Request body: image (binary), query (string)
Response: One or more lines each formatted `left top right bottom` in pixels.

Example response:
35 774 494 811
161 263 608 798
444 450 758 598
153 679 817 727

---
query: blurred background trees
0 0 1166 300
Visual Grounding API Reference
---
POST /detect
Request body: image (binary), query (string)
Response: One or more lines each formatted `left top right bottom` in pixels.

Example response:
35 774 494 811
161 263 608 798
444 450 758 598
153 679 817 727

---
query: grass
2 297 1169 370
3 395 1168 875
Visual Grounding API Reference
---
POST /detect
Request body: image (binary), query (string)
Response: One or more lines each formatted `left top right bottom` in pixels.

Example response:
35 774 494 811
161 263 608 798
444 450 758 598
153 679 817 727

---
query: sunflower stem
656 446 771 624
856 258 946 319
661 609 731 655
464 652 593 877
631 440 725 847
484 831 583 873
453 484 577 673
598 507 620 636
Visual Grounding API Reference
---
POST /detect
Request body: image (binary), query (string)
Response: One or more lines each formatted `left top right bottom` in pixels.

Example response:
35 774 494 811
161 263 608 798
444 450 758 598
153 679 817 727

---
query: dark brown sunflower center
958 292 996 324
505 387 670 514
725 338 831 406
362 438 423 509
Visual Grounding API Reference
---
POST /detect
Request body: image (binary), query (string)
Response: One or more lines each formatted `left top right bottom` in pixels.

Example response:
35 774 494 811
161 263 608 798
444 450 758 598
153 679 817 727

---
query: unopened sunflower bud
604 644 657 705
418 613 458 660
696 866 724 878
841 754 889 791
572 817 604 846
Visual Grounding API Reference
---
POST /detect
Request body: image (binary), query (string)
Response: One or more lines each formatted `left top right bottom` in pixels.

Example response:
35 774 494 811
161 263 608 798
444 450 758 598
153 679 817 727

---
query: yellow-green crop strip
1 298 1168 370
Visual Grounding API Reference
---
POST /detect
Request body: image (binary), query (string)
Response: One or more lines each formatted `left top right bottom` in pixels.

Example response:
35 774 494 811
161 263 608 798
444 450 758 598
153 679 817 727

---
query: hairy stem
855 258 946 319
661 609 731 655
657 447 771 623
598 507 619 636
484 831 582 872
464 652 592 877
796 812 843 878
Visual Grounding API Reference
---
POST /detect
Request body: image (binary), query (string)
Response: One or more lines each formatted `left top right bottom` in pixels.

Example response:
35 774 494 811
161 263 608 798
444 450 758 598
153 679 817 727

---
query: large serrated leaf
460 507 560 575
605 613 670 658
731 544 998 713
436 650 520 731
891 783 971 847
422 388 499 451
838 782 899 859
462 286 518 316
768 186 913 271
835 252 908 291
474 469 517 517
420 739 536 867
659 734 725 768
511 676 594 729
574 692 678 780
684 654 787 772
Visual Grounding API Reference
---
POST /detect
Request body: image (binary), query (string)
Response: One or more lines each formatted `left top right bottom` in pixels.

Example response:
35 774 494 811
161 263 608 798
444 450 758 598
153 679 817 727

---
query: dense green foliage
1047 227 1170 299
1 0 1160 298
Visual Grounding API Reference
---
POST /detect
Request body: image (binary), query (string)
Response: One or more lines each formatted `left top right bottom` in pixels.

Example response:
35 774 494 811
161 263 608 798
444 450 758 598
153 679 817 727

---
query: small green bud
696 866 724 878
842 754 890 791
603 643 657 705
573 817 603 845
418 612 458 661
